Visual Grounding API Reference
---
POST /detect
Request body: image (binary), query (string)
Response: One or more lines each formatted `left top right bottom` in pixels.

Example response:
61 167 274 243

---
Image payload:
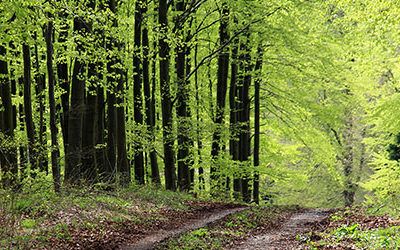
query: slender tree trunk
159 0 177 190
176 0 191 192
210 4 230 194
56 9 70 152
133 0 145 184
253 45 263 204
81 63 98 184
96 86 107 181
22 44 38 174
238 31 252 203
194 41 205 190
45 20 61 193
34 32 48 173
18 77 27 180
0 45 17 188
144 1 160 185
116 69 130 187
230 19 241 199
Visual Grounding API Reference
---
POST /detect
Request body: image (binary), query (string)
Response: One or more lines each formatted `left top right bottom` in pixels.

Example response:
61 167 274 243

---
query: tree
159 0 176 191
45 17 61 192
210 3 230 194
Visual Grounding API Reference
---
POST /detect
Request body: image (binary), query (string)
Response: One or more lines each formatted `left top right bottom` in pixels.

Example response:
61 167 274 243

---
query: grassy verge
0 180 220 249
302 208 400 249
159 206 299 250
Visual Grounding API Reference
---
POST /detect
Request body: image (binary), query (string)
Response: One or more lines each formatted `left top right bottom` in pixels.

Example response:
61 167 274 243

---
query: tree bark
34 32 48 173
238 31 252 203
0 44 17 188
22 44 38 174
253 45 263 204
56 8 70 152
176 0 191 192
45 20 61 193
159 0 177 191
133 0 145 184
65 15 89 185
210 4 230 194
144 1 160 185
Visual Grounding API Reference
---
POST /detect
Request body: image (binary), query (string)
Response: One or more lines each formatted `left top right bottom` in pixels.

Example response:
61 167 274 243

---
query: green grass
0 180 202 249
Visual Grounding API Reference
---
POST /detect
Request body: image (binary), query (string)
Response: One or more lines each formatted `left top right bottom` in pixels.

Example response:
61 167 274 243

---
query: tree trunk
0 45 17 188
81 63 98 184
22 44 38 174
176 0 191 192
238 30 252 203
210 4 230 194
133 0 145 185
159 0 177 191
45 20 61 193
253 45 263 204
34 32 48 173
65 16 89 185
144 1 160 185
56 9 70 152
194 41 205 190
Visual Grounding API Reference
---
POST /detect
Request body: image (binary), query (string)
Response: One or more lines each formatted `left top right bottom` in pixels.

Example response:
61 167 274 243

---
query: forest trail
231 209 330 250
122 207 248 250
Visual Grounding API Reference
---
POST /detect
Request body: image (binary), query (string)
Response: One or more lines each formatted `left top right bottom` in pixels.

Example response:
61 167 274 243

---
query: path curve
122 207 248 250
231 209 330 250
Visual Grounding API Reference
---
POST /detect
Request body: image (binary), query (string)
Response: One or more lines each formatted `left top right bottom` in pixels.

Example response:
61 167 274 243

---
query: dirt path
231 209 330 250
122 207 247 250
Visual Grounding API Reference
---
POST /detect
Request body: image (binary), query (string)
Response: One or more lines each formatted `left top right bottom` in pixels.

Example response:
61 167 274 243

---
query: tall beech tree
176 0 191 192
210 3 230 192
143 1 160 185
45 18 61 192
253 45 263 204
133 0 145 184
159 0 176 191
22 44 38 173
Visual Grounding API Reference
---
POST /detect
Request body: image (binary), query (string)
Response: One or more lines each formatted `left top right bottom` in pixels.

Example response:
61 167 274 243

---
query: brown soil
41 202 246 250
231 209 331 250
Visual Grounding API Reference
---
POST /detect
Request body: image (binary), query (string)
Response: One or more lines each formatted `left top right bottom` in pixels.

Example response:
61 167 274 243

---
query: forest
1 0 400 249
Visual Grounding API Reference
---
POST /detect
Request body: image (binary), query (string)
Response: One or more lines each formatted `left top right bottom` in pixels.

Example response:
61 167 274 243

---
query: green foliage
20 219 36 229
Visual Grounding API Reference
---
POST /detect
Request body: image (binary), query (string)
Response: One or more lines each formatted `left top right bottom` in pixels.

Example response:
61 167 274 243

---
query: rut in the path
122 207 248 250
232 210 330 250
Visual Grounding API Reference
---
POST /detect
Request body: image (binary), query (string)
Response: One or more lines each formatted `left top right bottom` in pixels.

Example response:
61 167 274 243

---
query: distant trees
0 0 355 206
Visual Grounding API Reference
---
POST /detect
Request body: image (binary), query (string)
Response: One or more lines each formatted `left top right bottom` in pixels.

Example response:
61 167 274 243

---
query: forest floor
160 207 400 249
2 184 400 250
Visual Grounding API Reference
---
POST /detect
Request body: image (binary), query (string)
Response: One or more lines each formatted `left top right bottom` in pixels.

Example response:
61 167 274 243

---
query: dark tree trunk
65 16 89 185
194 41 205 190
133 0 145 185
34 32 48 173
159 0 177 191
22 44 38 173
253 46 263 204
176 0 191 192
56 9 70 151
144 2 160 185
81 63 98 184
230 19 242 199
106 88 117 183
18 77 27 180
116 69 130 187
95 86 107 182
210 4 230 193
185 28 195 189
238 31 252 203
0 45 17 188
45 20 61 193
